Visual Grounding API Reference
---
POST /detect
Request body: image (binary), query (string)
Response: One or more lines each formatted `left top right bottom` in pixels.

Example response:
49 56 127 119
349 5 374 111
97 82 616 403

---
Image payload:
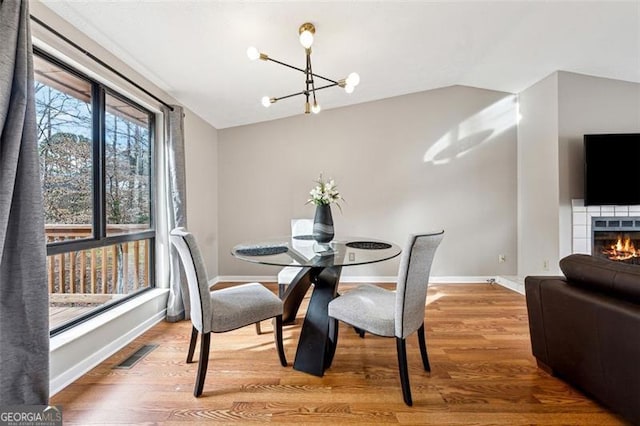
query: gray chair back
395 231 444 339
170 228 212 334
291 218 313 236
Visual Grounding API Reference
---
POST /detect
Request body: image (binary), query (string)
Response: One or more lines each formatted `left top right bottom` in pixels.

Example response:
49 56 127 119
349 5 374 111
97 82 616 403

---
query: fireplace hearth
592 217 640 264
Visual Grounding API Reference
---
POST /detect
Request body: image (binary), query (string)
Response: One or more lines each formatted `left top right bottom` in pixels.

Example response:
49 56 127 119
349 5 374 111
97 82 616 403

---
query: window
34 49 156 334
105 92 152 236
35 55 93 230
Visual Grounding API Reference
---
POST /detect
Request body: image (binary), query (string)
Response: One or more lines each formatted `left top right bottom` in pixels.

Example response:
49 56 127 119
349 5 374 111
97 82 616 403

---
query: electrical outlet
348 252 355 261
543 260 549 271
498 254 506 263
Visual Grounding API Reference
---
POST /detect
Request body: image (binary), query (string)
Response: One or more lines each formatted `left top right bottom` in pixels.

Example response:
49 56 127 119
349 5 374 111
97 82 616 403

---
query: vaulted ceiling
40 1 640 129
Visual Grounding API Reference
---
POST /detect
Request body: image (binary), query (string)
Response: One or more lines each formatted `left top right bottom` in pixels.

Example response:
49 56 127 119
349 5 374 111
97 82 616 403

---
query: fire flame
602 235 640 261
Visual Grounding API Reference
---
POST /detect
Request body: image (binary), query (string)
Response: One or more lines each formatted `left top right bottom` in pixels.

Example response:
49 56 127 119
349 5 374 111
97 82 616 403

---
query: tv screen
584 133 640 206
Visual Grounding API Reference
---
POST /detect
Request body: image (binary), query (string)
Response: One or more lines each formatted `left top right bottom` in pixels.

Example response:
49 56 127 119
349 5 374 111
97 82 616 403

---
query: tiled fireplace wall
572 199 640 254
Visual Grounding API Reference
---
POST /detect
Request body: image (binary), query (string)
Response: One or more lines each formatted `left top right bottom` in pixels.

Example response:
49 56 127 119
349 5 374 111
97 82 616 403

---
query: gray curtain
163 105 190 322
0 0 49 404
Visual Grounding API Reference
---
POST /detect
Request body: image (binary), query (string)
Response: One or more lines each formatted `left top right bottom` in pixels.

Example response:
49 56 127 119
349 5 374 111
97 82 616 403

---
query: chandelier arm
272 82 339 103
310 82 340 91
305 51 312 107
266 57 307 75
307 52 312 84
310 73 337 84
273 90 308 102
265 56 338 84
307 52 318 104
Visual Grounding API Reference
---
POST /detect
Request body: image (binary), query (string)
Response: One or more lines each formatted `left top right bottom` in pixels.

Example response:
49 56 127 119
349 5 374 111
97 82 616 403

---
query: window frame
34 47 157 336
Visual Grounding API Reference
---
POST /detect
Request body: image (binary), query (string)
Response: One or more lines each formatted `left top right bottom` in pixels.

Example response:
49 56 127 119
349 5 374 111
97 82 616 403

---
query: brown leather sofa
525 254 640 425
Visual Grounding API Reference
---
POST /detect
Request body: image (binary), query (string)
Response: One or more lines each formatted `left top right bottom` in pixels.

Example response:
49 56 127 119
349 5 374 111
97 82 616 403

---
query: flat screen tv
584 133 640 206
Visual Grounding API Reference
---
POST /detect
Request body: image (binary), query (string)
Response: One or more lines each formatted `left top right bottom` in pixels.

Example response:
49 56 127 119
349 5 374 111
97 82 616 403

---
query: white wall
218 86 518 279
517 73 560 275
557 71 640 259
517 71 640 277
184 114 219 276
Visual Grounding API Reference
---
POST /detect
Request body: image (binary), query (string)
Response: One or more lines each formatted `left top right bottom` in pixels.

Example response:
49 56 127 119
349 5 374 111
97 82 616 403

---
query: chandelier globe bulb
346 72 360 87
298 22 316 49
299 31 314 49
247 46 260 61
261 96 272 108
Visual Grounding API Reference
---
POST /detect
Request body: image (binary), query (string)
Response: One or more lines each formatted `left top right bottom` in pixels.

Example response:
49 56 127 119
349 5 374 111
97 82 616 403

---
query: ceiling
39 1 640 129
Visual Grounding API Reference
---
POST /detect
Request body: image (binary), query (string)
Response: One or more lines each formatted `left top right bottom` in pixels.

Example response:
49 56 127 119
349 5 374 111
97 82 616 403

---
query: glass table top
231 235 402 268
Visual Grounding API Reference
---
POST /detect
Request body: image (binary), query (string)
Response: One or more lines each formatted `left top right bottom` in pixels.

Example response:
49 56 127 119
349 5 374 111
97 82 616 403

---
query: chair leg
274 315 287 366
396 337 413 406
325 317 339 368
255 321 262 335
194 332 210 397
417 323 431 372
187 325 198 363
278 283 286 298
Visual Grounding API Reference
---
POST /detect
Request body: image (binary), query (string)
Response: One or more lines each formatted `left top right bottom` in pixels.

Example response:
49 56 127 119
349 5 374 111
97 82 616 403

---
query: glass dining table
232 235 401 377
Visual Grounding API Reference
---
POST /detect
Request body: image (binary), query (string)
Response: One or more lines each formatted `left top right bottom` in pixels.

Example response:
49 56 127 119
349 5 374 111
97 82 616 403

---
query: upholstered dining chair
248 219 314 335
170 227 287 397
327 230 444 406
277 218 314 297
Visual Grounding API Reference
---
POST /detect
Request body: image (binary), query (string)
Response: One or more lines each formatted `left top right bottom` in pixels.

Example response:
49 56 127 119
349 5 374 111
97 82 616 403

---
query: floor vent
114 344 158 369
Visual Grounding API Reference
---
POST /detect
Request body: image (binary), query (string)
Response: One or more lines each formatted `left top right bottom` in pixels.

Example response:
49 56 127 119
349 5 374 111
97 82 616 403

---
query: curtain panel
0 0 49 404
163 105 190 322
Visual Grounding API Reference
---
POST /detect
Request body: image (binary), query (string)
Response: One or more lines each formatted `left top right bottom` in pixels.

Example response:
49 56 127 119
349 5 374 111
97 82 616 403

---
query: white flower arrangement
306 173 344 211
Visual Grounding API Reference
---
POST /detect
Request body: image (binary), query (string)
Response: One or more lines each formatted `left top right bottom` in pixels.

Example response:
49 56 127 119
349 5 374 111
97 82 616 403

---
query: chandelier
247 22 360 114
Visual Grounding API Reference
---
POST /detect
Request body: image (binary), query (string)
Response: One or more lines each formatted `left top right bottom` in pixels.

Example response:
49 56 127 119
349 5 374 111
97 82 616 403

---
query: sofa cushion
560 254 640 303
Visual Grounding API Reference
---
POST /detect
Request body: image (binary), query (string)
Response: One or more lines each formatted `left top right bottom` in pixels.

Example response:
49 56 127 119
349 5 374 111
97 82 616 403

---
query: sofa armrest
524 276 565 365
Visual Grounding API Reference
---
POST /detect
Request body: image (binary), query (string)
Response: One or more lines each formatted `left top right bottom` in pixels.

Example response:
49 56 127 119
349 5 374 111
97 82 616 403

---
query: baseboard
50 289 168 395
495 275 525 295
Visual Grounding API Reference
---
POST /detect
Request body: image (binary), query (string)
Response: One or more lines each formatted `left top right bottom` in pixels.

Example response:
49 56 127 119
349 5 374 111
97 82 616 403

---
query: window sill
50 288 169 395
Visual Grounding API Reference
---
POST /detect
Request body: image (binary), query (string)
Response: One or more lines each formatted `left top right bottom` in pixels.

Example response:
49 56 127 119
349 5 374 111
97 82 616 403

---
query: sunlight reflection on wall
423 95 518 165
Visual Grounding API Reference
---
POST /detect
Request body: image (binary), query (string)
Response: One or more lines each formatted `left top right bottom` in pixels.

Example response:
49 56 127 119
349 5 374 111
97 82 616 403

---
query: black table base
281 265 342 377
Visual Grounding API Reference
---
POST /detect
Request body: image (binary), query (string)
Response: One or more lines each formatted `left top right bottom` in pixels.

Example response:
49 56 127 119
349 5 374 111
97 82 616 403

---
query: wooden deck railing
46 224 151 298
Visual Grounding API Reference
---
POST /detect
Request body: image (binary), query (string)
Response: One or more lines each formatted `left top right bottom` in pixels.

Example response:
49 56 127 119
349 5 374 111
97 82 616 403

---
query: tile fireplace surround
572 199 640 254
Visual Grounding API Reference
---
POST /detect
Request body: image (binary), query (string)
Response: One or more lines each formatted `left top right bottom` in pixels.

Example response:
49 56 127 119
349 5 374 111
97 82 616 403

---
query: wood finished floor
51 283 629 425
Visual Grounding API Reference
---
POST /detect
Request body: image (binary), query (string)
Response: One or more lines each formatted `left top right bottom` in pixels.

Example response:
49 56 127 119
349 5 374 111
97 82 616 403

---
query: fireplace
592 217 640 264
